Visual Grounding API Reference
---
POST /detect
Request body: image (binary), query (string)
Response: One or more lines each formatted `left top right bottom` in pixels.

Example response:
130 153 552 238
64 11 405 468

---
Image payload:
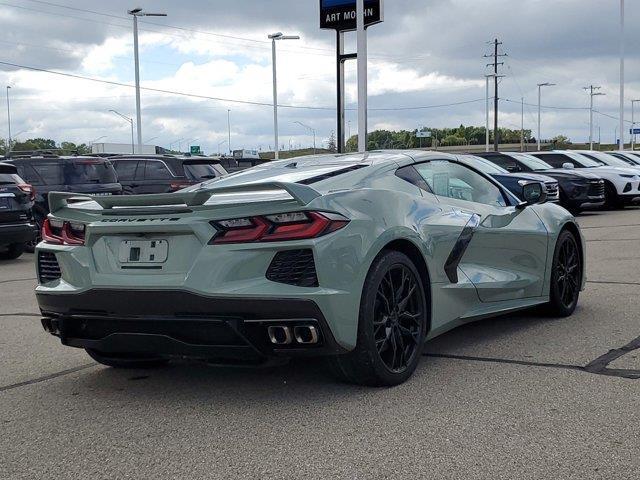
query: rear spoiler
48 181 321 214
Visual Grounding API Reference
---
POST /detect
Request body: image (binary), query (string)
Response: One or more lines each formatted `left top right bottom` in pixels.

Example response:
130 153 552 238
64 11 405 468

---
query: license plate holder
118 239 168 264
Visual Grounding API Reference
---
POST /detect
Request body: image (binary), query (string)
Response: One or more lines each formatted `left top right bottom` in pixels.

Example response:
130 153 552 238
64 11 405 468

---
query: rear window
63 159 118 184
183 162 227 181
0 173 22 184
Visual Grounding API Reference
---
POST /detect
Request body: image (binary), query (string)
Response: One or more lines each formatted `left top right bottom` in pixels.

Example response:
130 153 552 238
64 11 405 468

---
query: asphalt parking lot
1 209 639 479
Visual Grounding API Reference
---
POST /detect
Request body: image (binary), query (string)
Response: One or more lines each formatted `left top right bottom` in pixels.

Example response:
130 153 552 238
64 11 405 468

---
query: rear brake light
42 218 86 246
211 211 349 244
17 183 35 201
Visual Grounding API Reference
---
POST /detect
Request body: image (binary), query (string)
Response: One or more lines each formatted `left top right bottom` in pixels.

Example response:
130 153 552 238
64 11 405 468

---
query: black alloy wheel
331 250 428 387
374 265 424 373
547 230 581 317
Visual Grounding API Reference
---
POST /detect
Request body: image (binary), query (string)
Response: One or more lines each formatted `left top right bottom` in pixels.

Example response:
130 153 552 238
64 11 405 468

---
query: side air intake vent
38 251 61 283
266 249 319 287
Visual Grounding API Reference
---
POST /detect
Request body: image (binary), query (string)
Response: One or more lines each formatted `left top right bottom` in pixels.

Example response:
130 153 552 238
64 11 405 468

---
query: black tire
546 230 582 317
0 243 26 260
604 183 623 210
26 211 45 253
331 250 428 387
86 349 169 369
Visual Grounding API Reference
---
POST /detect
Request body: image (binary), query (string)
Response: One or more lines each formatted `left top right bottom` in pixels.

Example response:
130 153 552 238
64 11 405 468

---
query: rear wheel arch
377 238 433 334
559 221 584 276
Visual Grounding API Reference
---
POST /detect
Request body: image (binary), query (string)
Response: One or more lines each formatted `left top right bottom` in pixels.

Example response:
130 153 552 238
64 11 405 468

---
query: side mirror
517 181 547 209
562 162 575 169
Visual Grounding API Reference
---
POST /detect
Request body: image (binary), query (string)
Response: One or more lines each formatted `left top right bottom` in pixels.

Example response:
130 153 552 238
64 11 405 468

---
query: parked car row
1 148 639 261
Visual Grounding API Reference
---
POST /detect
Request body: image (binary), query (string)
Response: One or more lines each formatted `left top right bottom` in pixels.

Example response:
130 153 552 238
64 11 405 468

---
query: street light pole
6 86 11 156
619 0 625 151
584 86 604 150
537 83 555 151
356 0 368 153
128 8 167 153
227 109 231 155
269 32 300 161
109 110 135 154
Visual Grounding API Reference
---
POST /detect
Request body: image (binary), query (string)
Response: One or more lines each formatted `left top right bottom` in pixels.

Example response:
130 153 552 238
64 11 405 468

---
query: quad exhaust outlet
267 325 319 346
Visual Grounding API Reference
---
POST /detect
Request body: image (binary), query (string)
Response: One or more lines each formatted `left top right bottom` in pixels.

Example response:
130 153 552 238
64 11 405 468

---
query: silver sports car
36 151 585 386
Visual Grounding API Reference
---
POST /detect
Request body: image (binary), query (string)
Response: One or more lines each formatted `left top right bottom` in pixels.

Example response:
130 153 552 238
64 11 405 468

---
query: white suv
530 150 640 209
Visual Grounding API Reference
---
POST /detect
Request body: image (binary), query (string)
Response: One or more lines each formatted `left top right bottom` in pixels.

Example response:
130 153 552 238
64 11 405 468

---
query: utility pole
537 83 556 151
485 39 506 151
128 8 167 153
484 74 495 152
584 85 605 150
5 86 11 156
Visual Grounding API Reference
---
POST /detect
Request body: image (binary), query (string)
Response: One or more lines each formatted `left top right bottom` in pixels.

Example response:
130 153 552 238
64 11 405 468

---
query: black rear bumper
0 222 36 247
37 290 347 362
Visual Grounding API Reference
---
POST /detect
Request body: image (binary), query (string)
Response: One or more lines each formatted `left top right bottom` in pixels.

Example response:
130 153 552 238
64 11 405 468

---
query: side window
396 165 430 192
113 161 138 181
18 164 44 185
36 162 64 185
540 154 574 168
144 161 172 180
414 161 507 207
485 155 519 171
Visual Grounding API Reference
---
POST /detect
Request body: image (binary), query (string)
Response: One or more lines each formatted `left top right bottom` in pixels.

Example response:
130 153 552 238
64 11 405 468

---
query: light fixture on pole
619 0 625 151
90 135 107 150
109 109 135 154
632 99 640 151
293 121 317 154
127 7 167 152
6 86 11 156
537 83 555 151
583 86 605 150
268 32 300 160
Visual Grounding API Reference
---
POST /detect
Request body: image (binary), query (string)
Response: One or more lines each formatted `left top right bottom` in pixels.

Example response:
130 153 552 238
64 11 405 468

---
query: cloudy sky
1 0 639 153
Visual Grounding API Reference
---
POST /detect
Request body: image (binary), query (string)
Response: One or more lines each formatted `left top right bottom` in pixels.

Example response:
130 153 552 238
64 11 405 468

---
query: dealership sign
320 0 383 31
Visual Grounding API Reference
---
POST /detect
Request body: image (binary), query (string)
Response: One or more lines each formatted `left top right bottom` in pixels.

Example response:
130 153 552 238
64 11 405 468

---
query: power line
503 98 588 111
0 59 488 112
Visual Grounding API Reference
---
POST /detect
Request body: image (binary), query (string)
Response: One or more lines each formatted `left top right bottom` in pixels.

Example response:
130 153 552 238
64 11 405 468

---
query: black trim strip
444 214 481 283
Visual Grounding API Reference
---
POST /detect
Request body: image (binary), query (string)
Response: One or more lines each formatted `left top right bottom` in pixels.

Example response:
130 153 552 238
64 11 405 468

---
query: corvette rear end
36 182 360 365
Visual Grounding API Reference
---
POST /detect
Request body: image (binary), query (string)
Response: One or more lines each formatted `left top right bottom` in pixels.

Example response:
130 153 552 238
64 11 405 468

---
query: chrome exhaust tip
268 326 293 345
293 325 319 345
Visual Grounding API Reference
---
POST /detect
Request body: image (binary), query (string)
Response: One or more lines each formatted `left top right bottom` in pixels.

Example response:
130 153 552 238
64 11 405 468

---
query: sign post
320 0 383 153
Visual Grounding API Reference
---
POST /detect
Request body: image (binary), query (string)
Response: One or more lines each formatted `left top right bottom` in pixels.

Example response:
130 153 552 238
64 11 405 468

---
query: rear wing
48 181 321 215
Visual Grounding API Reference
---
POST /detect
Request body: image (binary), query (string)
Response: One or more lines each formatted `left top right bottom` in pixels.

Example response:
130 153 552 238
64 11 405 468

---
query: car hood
533 169 602 180
498 172 557 183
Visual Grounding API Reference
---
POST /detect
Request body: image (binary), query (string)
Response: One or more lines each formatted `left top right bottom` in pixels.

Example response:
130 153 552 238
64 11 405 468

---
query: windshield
462 156 508 174
183 162 227 181
582 152 634 168
510 153 553 171
565 152 601 168
63 159 118 184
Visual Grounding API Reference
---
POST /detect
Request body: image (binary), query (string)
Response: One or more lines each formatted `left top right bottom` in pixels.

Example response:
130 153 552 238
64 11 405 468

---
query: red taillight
17 183 35 201
42 218 85 246
211 212 349 244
